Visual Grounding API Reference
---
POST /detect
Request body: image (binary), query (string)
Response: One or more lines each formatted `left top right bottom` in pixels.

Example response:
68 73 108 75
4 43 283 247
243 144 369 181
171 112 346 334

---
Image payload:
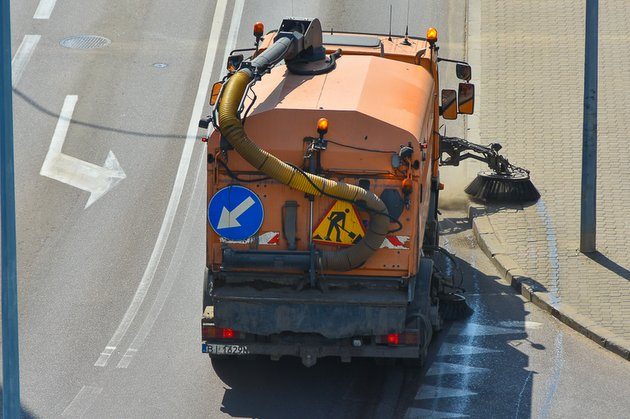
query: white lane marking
61 385 102 417
217 196 255 228
94 0 229 368
33 0 58 19
415 385 477 400
438 343 501 357
499 320 542 330
425 362 489 376
404 408 468 418
116 152 206 369
115 0 245 369
11 35 40 87
448 323 521 336
40 95 126 209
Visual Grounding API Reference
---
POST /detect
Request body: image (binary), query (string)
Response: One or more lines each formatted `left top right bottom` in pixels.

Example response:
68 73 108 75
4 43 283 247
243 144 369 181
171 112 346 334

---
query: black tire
404 258 434 368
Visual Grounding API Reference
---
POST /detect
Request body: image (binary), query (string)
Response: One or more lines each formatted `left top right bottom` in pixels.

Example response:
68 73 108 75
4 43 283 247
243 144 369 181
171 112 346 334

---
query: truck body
201 19 474 366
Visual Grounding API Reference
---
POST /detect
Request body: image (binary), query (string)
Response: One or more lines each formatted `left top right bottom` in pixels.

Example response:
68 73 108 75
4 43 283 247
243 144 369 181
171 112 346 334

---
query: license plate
206 344 249 355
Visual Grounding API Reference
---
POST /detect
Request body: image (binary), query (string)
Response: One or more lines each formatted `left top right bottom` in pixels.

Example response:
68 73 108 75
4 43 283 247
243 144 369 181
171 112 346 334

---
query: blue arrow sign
208 185 264 241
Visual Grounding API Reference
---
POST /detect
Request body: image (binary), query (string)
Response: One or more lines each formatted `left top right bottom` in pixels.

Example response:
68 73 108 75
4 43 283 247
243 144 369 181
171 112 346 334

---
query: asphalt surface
2 0 629 418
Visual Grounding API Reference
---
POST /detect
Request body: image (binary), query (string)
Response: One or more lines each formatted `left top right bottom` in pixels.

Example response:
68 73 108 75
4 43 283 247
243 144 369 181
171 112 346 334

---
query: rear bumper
212 286 408 338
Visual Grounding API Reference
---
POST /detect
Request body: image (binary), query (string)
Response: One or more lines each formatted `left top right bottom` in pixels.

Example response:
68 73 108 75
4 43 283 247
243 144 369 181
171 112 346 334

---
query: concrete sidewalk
467 0 629 359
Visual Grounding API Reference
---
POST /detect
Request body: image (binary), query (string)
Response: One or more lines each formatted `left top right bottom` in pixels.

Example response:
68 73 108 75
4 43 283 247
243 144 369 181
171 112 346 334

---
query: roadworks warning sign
313 200 365 246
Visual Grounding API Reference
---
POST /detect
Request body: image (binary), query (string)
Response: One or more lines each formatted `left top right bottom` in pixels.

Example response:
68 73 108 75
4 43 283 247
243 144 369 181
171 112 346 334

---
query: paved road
2 0 628 417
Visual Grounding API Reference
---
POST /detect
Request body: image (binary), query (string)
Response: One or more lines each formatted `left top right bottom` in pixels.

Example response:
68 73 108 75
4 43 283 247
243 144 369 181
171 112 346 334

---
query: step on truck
199 17 477 367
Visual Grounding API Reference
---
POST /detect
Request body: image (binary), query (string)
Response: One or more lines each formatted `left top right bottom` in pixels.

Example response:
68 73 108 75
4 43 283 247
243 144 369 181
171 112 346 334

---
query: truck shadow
211 213 542 419
212 355 396 419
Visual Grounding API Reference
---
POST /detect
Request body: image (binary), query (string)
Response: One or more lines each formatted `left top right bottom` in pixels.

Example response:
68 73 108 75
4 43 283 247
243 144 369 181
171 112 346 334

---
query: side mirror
441 89 458 120
226 54 244 73
456 63 472 82
458 83 475 115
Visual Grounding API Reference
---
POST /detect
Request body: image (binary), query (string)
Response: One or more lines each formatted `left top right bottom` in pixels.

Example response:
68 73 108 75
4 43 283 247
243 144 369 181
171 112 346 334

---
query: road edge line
93 0 229 368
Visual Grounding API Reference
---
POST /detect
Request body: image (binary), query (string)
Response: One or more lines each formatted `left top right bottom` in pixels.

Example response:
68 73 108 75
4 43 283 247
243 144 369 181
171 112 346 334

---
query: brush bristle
465 171 540 203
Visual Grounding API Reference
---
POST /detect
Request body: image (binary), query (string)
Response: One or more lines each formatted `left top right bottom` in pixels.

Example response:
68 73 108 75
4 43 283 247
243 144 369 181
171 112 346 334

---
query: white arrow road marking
12 35 40 87
415 385 477 400
448 323 522 336
425 362 490 376
40 95 126 209
217 196 255 229
438 343 501 357
404 408 469 418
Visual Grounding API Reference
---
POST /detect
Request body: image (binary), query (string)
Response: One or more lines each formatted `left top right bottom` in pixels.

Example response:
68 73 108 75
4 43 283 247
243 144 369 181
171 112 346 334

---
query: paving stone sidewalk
472 0 629 357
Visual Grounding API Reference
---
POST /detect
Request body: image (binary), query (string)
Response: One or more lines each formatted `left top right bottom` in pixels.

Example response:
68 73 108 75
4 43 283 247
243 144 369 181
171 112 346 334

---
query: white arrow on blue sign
208 185 264 241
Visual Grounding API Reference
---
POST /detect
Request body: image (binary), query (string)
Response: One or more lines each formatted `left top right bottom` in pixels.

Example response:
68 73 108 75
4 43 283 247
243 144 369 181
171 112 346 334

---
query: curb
468 203 630 361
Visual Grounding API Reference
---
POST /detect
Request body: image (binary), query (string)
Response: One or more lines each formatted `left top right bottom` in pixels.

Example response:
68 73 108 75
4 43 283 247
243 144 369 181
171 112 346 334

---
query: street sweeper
199 18 538 367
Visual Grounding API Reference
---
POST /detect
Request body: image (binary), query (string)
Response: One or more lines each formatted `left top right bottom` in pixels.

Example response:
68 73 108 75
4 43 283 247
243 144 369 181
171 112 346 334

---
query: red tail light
202 324 243 340
377 332 418 346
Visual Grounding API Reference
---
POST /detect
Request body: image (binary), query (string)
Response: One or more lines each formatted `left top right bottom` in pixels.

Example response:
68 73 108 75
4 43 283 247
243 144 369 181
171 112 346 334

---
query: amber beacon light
426 27 438 43
317 117 329 135
253 22 264 37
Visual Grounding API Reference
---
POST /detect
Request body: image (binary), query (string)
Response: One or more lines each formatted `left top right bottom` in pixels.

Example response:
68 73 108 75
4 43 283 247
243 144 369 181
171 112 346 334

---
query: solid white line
94 0 229 368
33 0 58 19
116 0 245 369
11 35 40 87
62 386 102 417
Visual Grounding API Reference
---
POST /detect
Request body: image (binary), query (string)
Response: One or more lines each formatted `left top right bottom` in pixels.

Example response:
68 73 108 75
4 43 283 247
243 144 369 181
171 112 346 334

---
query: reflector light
222 328 235 339
317 117 329 135
254 22 264 37
426 27 438 43
387 333 399 345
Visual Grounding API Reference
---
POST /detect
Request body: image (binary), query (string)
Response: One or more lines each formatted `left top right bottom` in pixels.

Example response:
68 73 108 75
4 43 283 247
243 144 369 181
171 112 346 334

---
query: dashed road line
415 385 477 400
33 0 57 19
11 34 40 87
438 343 501 357
425 362 489 376
448 323 522 336
61 385 102 417
93 0 229 368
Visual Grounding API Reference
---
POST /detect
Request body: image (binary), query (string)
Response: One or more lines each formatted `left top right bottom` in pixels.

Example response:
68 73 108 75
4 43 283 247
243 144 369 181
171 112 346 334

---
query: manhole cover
60 35 111 49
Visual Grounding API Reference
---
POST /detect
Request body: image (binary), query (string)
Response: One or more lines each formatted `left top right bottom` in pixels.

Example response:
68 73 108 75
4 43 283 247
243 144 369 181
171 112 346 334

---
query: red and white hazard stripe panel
380 236 410 250
220 231 280 245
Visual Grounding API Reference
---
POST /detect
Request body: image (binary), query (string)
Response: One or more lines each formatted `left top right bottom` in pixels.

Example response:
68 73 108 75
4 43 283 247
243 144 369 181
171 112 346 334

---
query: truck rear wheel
403 257 434 368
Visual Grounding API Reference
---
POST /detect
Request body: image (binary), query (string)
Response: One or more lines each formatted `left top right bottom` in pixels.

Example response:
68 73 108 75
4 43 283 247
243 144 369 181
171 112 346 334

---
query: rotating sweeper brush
440 136 540 204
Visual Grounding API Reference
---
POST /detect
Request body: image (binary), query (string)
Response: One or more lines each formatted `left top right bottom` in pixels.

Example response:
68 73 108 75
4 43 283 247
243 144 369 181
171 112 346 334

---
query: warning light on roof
317 118 329 135
426 27 438 43
254 22 264 38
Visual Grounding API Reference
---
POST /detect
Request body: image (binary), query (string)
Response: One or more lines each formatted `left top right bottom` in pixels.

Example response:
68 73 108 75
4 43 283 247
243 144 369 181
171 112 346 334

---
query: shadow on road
212 356 396 419
0 386 36 418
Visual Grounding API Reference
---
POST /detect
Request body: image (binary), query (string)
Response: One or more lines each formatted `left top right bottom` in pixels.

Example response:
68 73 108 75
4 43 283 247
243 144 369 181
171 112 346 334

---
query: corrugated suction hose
217 57 389 271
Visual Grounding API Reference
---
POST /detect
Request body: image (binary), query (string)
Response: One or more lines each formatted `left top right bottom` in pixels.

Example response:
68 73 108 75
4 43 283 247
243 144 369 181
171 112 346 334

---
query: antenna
388 5 393 41
402 0 411 45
